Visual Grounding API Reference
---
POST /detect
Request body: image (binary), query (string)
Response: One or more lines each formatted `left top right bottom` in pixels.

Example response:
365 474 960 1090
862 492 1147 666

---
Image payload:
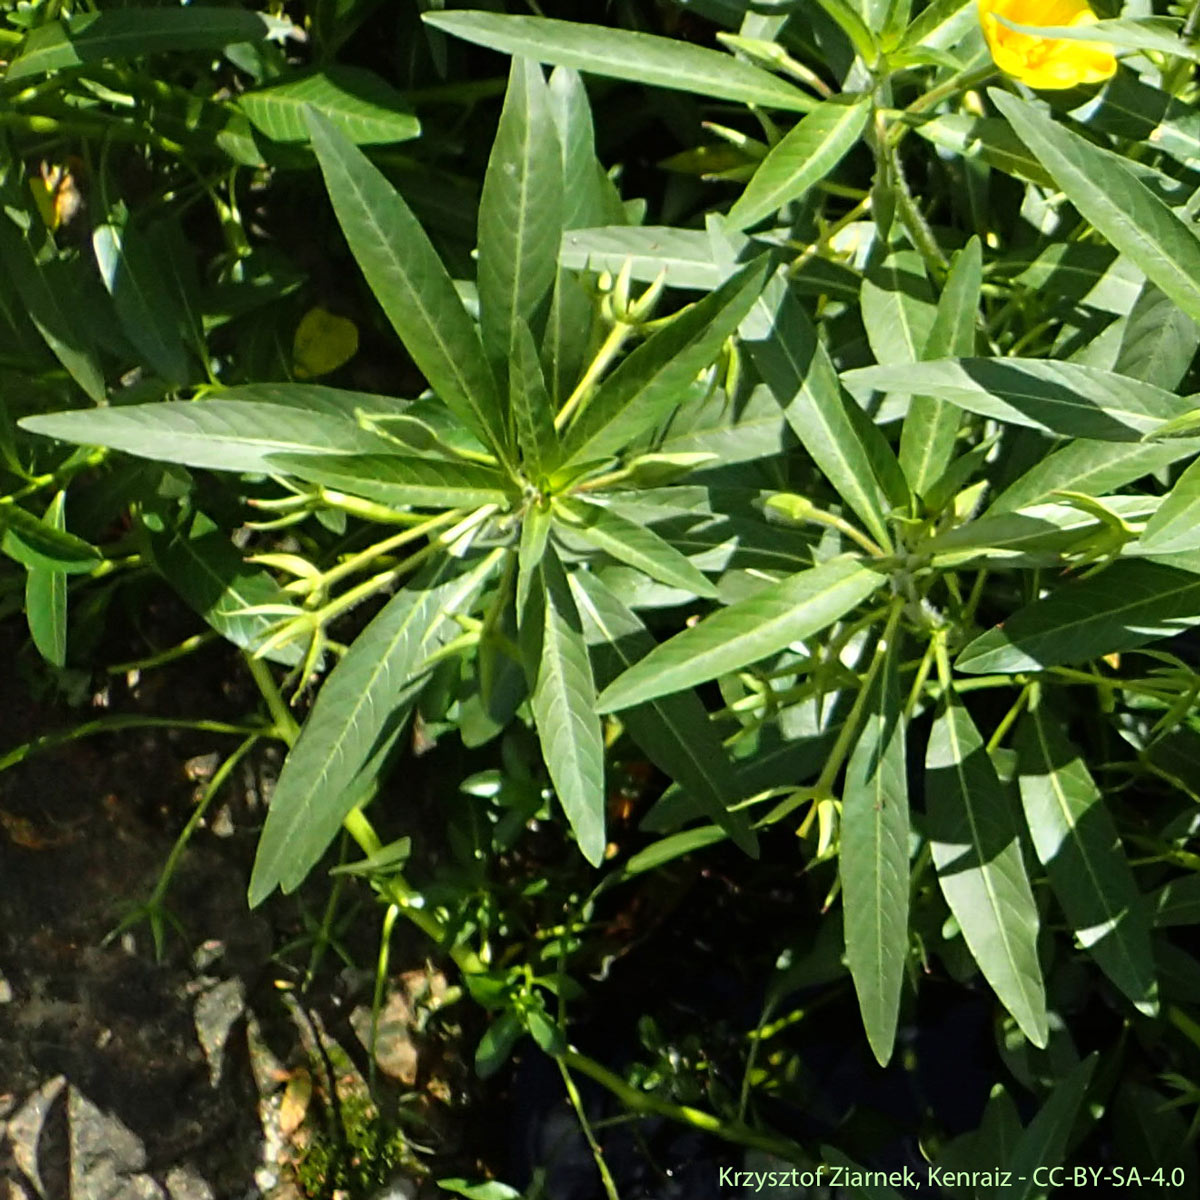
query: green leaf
841 629 909 1067
992 91 1200 329
510 321 558 482
926 689 1048 1047
844 357 1192 443
248 551 502 904
596 554 882 712
269 453 513 509
474 1011 524 1079
478 57 564 374
957 560 1200 674
6 7 274 80
728 255 905 548
899 237 981 497
1114 283 1200 391
561 226 723 291
520 546 606 866
517 503 553 617
861 246 938 369
303 108 511 470
988 436 1200 515
559 497 718 598
141 506 302 667
727 95 871 230
20 401 398 475
570 571 756 855
1 503 101 574
423 13 816 113
240 66 419 145
1149 875 1200 927
24 492 69 668
92 204 191 385
1138 456 1200 554
1015 699 1157 1016
1004 1056 1098 1200
557 255 771 472
439 1178 522 1200
0 221 104 402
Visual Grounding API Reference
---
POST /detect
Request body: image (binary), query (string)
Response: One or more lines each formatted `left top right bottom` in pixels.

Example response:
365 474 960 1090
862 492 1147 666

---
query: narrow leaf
423 13 817 112
240 66 419 145
570 571 756 855
899 237 981 496
727 96 871 230
269 453 513 509
304 109 511 469
7 8 274 79
846 357 1192 442
20 401 399 475
957 560 1200 674
1016 698 1157 1016
596 554 882 712
249 551 502 903
842 628 909 1067
521 546 606 865
24 492 69 667
926 689 1048 1046
993 91 1200 329
478 57 564 373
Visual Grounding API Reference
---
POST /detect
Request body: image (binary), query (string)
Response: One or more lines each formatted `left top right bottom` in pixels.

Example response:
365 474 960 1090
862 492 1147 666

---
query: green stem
561 1050 811 1167
0 715 267 774
558 1058 622 1200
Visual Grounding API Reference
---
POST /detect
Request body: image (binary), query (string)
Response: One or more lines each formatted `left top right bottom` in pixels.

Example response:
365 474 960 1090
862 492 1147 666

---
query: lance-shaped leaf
596 554 882 712
0 220 104 402
1004 1056 1097 1200
570 571 756 855
711 219 905 549
844 357 1192 443
303 108 512 470
727 95 871 230
510 320 557 482
521 546 606 866
987 436 1200 515
140 506 302 667
1015 699 1157 1016
270 453 513 509
558 497 717 598
926 689 1048 1047
1 504 100 574
93 202 192 384
6 7 274 79
24 492 69 668
1115 283 1200 391
239 66 419 145
1138 456 1200 554
249 551 502 904
899 237 982 497
478 58 564 373
841 629 909 1067
992 91 1200 328
558 255 771 472
957 560 1200 674
424 13 816 112
21 401 399 475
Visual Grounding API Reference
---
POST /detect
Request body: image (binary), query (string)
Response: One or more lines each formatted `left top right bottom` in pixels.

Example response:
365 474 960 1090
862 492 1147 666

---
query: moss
295 1091 416 1200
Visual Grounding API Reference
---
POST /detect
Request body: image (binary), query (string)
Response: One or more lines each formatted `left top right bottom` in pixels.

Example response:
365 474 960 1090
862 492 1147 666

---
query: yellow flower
979 0 1117 90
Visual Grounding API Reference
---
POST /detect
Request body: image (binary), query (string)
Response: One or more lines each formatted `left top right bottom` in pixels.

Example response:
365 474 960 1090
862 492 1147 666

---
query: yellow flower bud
979 0 1116 90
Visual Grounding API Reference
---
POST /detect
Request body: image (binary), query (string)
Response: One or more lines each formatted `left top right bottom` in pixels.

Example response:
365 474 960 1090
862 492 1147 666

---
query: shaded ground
0 611 477 1200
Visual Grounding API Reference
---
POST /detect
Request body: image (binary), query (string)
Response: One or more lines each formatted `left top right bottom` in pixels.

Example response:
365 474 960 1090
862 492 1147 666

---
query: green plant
8 1 1200 1195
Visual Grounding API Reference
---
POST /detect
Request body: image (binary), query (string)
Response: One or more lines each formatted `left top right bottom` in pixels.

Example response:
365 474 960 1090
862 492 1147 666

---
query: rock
67 1086 164 1200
